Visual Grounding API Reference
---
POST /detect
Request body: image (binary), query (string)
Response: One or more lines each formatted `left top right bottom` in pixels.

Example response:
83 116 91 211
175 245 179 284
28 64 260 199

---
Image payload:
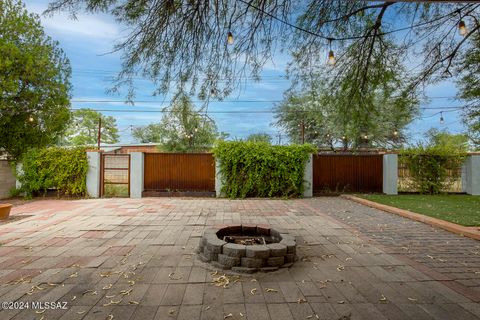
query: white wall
465 155 480 195
130 152 144 198
383 154 398 195
86 151 101 198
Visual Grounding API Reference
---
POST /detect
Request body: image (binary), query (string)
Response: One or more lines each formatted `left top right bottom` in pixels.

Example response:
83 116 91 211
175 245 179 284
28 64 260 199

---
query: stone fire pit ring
197 224 296 273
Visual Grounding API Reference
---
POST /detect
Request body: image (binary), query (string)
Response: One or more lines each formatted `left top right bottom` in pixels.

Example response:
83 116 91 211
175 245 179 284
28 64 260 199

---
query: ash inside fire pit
197 224 297 273
224 236 265 245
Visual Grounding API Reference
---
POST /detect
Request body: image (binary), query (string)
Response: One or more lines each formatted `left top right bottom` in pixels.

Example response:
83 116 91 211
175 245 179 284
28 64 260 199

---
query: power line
71 97 459 103
71 106 466 114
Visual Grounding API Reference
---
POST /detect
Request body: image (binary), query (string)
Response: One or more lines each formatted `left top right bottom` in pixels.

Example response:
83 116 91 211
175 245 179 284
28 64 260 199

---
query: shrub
213 141 315 198
16 147 88 198
400 144 466 194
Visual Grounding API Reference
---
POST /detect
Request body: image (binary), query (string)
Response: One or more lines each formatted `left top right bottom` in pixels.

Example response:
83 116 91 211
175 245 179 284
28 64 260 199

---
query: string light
458 20 468 36
227 32 234 45
440 112 445 124
28 116 34 122
327 39 336 66
393 130 398 136
342 136 346 140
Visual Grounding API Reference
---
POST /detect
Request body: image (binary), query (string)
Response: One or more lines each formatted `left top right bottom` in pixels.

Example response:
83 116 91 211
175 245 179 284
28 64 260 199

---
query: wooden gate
143 153 215 196
313 154 383 193
100 154 130 197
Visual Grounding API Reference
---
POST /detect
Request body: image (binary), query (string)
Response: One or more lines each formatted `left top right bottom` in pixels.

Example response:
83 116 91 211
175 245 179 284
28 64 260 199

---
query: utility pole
97 117 102 150
300 119 305 144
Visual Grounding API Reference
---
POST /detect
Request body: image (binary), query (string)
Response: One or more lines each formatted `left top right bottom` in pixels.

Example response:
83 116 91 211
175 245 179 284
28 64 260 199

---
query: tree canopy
149 93 223 152
132 123 163 143
457 32 480 149
45 1 479 104
62 109 119 146
275 76 418 150
246 133 272 144
0 0 71 159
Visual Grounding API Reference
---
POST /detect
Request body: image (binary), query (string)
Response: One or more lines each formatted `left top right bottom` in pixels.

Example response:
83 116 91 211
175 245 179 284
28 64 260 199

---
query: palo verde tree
246 133 272 144
132 123 163 143
0 0 71 159
62 108 119 146
45 1 479 107
155 92 222 152
275 76 418 150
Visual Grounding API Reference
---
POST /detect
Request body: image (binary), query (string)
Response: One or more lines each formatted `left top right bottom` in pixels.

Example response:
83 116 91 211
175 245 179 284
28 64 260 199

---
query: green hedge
400 145 466 194
213 141 315 198
17 147 89 198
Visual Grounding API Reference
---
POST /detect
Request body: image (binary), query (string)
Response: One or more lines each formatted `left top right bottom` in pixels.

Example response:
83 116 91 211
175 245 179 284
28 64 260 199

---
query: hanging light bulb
342 135 346 140
458 20 468 36
194 127 198 132
440 112 445 124
364 134 368 140
327 38 336 66
28 116 34 122
393 130 398 136
227 32 234 45
328 50 336 66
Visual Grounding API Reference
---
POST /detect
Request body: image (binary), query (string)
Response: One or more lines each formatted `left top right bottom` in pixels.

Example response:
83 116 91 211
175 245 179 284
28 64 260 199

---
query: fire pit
197 224 296 273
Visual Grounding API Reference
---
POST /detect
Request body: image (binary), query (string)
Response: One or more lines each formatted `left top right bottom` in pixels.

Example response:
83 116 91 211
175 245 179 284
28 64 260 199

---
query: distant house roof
99 143 160 154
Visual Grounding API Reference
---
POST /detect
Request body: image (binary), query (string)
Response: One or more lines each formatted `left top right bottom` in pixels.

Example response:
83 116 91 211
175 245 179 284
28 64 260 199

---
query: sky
25 1 466 144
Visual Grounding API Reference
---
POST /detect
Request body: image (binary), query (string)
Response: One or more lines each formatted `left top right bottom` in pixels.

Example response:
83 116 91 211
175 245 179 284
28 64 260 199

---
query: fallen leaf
205 306 211 311
71 296 77 301
297 298 307 304
407 297 418 301
120 289 133 296
168 309 176 315
224 313 233 319
250 288 257 295
106 315 114 320
77 311 86 314
265 288 278 293
345 257 352 261
380 294 388 302
106 295 116 298
251 279 257 282
129 300 139 305
103 284 113 290
35 310 45 314
240 312 244 317
168 272 182 280
336 265 345 272
337 300 345 304
128 280 135 286
69 272 78 278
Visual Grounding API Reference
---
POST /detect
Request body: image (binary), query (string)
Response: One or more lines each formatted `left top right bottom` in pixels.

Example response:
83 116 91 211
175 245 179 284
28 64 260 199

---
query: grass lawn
359 194 480 227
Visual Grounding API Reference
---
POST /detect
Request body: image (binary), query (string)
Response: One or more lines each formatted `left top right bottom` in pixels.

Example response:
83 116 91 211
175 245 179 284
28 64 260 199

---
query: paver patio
0 197 479 320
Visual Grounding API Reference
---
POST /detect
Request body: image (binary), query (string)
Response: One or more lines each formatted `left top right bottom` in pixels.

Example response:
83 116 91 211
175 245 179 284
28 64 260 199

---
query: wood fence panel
144 153 215 192
313 155 383 193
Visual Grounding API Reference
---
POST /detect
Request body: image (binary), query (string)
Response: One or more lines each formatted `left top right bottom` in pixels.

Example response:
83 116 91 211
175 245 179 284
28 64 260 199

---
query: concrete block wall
464 155 480 195
86 151 101 198
130 152 144 198
0 160 16 199
303 154 313 198
383 154 398 195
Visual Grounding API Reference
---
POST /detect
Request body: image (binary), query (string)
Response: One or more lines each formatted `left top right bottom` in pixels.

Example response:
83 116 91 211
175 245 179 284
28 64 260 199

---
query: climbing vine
16 147 88 198
213 141 315 198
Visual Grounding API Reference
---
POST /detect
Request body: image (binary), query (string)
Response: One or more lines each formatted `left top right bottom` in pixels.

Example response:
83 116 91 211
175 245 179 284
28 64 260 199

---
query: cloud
26 2 121 40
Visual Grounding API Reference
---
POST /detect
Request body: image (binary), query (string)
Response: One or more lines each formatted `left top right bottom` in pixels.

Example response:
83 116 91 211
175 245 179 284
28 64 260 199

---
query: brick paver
0 197 478 320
